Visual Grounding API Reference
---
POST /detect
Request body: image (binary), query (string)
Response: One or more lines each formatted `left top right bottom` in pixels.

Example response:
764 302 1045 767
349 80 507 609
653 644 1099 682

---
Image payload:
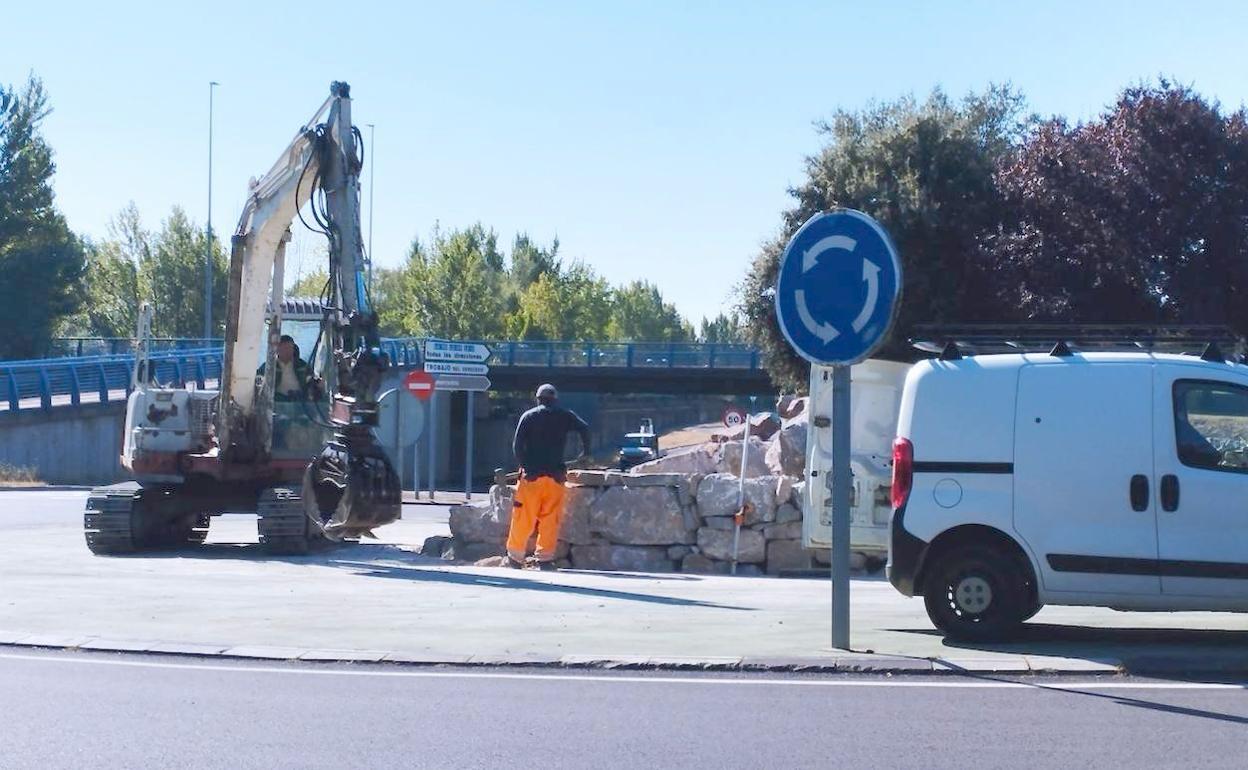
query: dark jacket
257 357 313 402
513 403 591 480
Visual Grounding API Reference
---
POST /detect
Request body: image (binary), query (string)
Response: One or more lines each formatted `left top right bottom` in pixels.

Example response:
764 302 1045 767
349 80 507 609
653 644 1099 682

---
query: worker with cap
506 383 591 570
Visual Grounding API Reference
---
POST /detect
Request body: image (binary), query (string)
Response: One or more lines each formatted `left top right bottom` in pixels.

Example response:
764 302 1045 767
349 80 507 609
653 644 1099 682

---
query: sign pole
830 364 852 649
772 209 902 652
416 396 426 499
394 388 404 492
465 391 474 501
731 413 750 575
427 391 437 502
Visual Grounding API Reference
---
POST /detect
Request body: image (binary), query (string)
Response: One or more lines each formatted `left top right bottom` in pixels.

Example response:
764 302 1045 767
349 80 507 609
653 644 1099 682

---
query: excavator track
85 483 212 555
258 486 332 555
84 483 143 555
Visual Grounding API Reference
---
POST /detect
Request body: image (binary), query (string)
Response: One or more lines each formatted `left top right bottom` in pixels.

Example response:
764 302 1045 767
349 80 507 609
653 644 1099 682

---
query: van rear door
1013 362 1160 596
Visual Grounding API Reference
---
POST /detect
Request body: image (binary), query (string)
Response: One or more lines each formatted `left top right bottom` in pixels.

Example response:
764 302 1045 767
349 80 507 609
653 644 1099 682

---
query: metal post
465 391 474 500
394 388 404 492
427 391 437 501
731 413 750 575
830 365 852 649
413 397 423 500
204 81 218 340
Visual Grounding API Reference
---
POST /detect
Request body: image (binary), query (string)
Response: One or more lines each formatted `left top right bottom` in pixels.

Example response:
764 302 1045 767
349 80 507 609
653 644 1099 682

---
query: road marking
0 652 1244 690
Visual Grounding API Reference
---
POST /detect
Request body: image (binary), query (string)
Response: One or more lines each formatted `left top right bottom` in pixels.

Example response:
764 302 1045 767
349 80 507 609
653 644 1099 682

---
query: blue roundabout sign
774 210 902 365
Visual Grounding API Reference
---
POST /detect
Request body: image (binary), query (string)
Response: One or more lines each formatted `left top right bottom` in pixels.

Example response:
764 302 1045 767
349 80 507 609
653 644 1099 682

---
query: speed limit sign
722 405 747 429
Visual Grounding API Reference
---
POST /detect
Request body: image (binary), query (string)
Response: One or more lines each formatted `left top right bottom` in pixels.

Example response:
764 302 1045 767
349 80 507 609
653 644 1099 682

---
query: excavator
84 82 401 555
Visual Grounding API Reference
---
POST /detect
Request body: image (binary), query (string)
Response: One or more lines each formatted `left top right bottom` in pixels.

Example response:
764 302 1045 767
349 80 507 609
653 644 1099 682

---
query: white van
888 344 1248 640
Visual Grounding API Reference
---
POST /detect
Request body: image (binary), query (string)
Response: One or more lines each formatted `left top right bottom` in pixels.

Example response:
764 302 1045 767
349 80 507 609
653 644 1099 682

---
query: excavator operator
259 335 316 402
506 383 591 570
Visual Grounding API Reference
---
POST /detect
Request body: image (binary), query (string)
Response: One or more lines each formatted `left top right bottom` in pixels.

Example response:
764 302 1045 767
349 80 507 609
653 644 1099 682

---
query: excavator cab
264 299 333 460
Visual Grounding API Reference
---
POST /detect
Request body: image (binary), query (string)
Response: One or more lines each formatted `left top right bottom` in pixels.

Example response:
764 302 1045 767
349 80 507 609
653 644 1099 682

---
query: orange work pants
507 475 566 562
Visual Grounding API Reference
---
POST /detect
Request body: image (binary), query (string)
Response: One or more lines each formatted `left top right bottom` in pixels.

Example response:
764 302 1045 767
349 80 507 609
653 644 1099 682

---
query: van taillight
892 437 913 509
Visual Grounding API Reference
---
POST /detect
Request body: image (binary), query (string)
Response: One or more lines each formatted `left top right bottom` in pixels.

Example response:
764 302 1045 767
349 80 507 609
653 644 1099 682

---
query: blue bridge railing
3 338 759 412
1 348 224 412
377 339 761 371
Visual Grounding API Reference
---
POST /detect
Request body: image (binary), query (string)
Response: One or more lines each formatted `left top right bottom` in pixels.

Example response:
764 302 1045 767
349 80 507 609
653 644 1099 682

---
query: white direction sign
424 339 492 363
434 375 491 392
424 360 489 376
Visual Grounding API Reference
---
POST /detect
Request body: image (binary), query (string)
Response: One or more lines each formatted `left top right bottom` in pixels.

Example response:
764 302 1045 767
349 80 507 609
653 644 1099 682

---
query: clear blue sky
6 1 1248 326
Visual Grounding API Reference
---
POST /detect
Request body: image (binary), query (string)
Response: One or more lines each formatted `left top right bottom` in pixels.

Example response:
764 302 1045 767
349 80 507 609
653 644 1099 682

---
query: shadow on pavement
941 669 1248 726
554 569 703 582
117 541 420 565
329 559 755 611
894 622 1248 675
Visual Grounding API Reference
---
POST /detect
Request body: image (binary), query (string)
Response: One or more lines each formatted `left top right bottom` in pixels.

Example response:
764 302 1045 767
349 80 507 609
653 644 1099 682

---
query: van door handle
1160 474 1180 512
1129 474 1149 511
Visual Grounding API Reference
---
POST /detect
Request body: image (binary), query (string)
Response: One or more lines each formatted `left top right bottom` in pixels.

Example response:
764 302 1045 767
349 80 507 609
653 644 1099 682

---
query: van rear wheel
923 545 1026 642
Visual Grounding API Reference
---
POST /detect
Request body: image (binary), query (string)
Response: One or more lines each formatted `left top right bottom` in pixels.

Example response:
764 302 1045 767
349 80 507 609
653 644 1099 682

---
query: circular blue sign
774 210 902 365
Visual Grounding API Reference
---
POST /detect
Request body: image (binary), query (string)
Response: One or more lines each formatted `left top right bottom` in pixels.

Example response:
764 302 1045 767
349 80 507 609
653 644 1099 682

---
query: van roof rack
911 324 1244 360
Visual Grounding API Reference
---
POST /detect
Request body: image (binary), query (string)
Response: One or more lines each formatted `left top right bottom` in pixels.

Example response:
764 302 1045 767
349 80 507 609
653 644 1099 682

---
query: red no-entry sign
403 370 435 401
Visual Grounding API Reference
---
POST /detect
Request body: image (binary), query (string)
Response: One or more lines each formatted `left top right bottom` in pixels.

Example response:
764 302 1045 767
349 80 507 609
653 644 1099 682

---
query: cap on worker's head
536 383 558 402
279 334 296 344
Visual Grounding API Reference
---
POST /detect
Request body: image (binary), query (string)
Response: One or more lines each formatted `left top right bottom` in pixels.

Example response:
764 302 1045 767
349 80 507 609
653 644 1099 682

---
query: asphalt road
1 648 1246 770
5 489 1248 672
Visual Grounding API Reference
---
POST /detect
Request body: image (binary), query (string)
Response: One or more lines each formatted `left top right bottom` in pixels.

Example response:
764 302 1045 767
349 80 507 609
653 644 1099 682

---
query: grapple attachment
302 426 400 539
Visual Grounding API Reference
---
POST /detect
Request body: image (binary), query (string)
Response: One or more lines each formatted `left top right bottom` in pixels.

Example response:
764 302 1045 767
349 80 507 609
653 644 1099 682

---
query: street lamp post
204 81 219 342
366 122 375 290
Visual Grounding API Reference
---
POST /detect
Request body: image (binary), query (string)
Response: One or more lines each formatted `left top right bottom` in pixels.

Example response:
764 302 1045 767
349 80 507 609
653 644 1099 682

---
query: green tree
698 312 747 344
0 75 86 358
508 233 560 289
508 262 613 340
59 203 147 338
287 269 328 299
370 267 407 337
68 239 141 338
391 224 508 339
741 86 1031 390
609 280 691 341
138 206 228 338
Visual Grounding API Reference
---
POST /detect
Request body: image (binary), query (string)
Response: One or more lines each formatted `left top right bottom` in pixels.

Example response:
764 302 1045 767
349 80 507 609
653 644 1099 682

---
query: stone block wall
438 468 817 575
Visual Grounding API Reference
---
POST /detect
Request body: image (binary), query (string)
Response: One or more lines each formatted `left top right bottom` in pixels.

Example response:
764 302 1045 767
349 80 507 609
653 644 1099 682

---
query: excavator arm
217 82 399 537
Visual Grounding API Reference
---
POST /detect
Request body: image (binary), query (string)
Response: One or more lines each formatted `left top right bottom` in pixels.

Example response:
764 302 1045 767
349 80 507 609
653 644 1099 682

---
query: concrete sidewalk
3 491 1248 675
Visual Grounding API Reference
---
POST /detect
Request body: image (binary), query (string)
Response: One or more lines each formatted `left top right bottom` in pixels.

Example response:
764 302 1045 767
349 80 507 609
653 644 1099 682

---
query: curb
0 635 1139 675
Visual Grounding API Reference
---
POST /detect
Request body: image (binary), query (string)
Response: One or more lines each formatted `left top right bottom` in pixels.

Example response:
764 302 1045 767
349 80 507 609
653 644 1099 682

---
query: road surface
4 489 1248 672
1 648 1245 769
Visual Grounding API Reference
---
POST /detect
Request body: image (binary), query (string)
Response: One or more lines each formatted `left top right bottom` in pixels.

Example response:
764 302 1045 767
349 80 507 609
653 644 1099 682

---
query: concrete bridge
1 339 775 485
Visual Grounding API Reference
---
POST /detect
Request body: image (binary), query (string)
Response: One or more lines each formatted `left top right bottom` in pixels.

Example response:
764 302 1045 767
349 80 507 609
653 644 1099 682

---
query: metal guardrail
380 339 762 370
1 349 223 412
5 338 760 412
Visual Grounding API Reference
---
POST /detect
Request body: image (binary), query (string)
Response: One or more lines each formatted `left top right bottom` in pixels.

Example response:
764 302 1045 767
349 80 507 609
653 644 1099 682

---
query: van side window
1172 380 1248 472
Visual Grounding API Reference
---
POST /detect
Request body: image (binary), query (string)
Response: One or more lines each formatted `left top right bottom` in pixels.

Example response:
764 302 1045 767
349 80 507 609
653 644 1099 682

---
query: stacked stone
432 396 823 574
438 469 817 575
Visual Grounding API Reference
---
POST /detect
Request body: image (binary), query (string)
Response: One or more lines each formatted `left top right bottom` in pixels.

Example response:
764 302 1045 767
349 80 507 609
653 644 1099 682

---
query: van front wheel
923 545 1026 642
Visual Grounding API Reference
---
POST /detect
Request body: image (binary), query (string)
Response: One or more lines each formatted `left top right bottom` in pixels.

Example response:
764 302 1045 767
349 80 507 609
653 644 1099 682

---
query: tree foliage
376 224 695 343
390 224 509 339
742 86 1034 390
698 312 747 344
141 206 228 337
509 262 614 341
609 280 691 341
61 203 227 339
0 75 85 357
989 83 1248 333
